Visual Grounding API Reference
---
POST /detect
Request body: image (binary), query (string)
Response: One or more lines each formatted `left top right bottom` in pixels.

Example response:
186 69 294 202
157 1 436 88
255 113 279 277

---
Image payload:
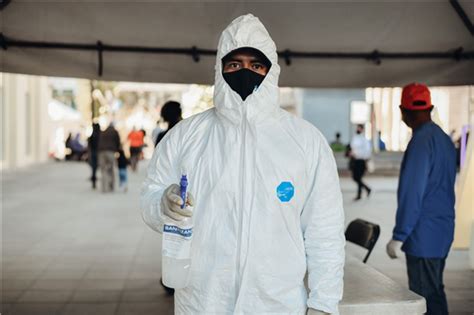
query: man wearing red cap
386 83 456 315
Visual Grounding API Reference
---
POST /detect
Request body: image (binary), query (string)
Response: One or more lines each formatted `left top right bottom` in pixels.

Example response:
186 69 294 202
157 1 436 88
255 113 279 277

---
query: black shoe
353 196 361 201
367 188 372 197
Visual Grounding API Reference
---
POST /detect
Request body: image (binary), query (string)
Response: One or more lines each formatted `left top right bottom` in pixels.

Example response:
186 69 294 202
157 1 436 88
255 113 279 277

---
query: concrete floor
1 161 472 314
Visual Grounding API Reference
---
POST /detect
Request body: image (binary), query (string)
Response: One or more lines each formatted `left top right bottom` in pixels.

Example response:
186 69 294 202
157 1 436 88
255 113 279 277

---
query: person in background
64 132 74 161
72 133 86 159
65 133 73 160
117 149 129 193
378 131 386 151
98 122 121 193
330 132 346 152
65 133 87 161
455 131 469 170
128 127 145 172
154 101 182 147
386 83 456 315
139 128 147 160
349 124 372 200
449 129 456 142
88 123 101 189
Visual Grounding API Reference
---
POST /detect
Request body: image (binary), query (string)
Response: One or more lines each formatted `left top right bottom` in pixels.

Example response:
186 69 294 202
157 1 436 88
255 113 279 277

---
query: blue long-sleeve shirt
393 121 456 258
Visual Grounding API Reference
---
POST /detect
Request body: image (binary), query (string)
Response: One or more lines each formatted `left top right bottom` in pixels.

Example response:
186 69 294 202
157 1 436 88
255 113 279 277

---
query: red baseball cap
400 83 432 111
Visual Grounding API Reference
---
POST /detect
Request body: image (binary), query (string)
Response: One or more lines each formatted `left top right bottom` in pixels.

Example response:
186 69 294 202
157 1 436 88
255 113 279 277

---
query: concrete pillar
1 73 51 170
0 73 6 169
6 74 18 169
36 76 51 164
76 79 92 123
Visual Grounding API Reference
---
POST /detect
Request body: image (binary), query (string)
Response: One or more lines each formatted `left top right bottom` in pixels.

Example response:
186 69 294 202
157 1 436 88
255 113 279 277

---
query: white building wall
448 86 471 138
0 73 51 170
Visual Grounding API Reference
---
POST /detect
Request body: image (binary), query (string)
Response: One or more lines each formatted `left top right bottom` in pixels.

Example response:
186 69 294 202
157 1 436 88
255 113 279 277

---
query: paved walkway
1 162 472 314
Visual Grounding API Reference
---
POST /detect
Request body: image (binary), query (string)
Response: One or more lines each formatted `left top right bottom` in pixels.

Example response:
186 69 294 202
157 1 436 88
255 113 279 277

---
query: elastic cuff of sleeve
307 300 339 315
392 234 406 242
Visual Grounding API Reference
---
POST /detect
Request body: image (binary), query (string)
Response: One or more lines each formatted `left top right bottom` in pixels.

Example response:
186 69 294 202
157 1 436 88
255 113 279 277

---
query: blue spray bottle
180 175 188 209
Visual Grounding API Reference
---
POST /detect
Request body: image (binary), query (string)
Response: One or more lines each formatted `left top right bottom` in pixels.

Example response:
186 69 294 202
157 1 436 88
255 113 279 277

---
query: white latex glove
161 184 194 221
307 309 330 315
386 239 403 259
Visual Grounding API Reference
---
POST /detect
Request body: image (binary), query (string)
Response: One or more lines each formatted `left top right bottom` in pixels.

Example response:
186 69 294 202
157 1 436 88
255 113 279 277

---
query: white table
340 256 426 314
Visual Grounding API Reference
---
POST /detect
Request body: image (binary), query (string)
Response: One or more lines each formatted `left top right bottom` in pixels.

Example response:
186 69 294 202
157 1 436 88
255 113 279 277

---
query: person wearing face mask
221 47 271 100
349 124 372 201
141 14 345 315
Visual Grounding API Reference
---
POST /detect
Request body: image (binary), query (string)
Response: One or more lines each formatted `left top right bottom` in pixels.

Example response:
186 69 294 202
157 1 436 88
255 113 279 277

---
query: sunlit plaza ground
1 161 472 315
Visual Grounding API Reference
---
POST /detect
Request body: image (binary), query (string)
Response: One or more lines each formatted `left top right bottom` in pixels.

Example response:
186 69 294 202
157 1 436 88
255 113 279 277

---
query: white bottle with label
162 175 192 289
162 218 193 289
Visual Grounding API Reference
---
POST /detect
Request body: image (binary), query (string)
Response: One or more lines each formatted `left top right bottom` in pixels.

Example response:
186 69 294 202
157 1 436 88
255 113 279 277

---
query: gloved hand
386 239 403 259
307 309 330 315
161 184 194 221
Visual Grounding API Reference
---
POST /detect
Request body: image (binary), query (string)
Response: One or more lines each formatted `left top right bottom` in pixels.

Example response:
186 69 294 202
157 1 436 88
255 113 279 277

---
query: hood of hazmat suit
141 14 345 315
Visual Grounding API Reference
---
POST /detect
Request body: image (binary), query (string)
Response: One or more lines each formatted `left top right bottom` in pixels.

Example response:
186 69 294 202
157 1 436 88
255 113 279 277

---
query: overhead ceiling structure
1 1 473 88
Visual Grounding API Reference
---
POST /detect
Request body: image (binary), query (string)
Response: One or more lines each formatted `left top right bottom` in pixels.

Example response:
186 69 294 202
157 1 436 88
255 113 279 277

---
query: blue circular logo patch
276 181 294 202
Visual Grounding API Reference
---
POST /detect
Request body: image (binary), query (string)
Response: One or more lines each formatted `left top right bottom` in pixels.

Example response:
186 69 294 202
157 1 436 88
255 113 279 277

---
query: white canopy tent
48 99 82 122
1 1 473 87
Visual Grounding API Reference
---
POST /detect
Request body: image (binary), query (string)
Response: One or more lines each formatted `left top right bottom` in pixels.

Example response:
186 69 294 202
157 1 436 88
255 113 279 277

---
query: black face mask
223 68 266 101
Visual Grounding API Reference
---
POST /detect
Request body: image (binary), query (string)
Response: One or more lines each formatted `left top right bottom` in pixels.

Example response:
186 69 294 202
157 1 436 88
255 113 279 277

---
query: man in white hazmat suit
141 14 345 314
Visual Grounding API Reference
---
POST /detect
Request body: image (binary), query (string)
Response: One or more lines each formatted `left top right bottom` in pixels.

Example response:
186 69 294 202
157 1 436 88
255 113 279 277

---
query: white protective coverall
141 14 345 315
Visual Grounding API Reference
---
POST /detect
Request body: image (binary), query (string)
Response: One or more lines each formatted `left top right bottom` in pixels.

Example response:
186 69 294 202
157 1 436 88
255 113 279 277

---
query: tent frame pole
450 0 474 36
1 33 473 77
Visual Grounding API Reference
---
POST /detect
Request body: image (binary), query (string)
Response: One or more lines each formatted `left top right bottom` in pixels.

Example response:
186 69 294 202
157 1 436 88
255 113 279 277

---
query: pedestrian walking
97 122 121 193
127 127 145 172
88 123 100 189
349 124 372 200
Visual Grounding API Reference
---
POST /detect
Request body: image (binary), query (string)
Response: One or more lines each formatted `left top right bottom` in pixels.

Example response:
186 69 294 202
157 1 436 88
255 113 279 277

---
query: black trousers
89 152 98 188
129 146 142 171
351 159 370 198
406 254 449 315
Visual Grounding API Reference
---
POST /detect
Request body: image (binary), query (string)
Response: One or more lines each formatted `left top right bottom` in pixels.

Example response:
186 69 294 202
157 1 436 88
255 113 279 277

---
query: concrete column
0 73 6 169
2 73 51 170
6 74 17 169
37 77 51 164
